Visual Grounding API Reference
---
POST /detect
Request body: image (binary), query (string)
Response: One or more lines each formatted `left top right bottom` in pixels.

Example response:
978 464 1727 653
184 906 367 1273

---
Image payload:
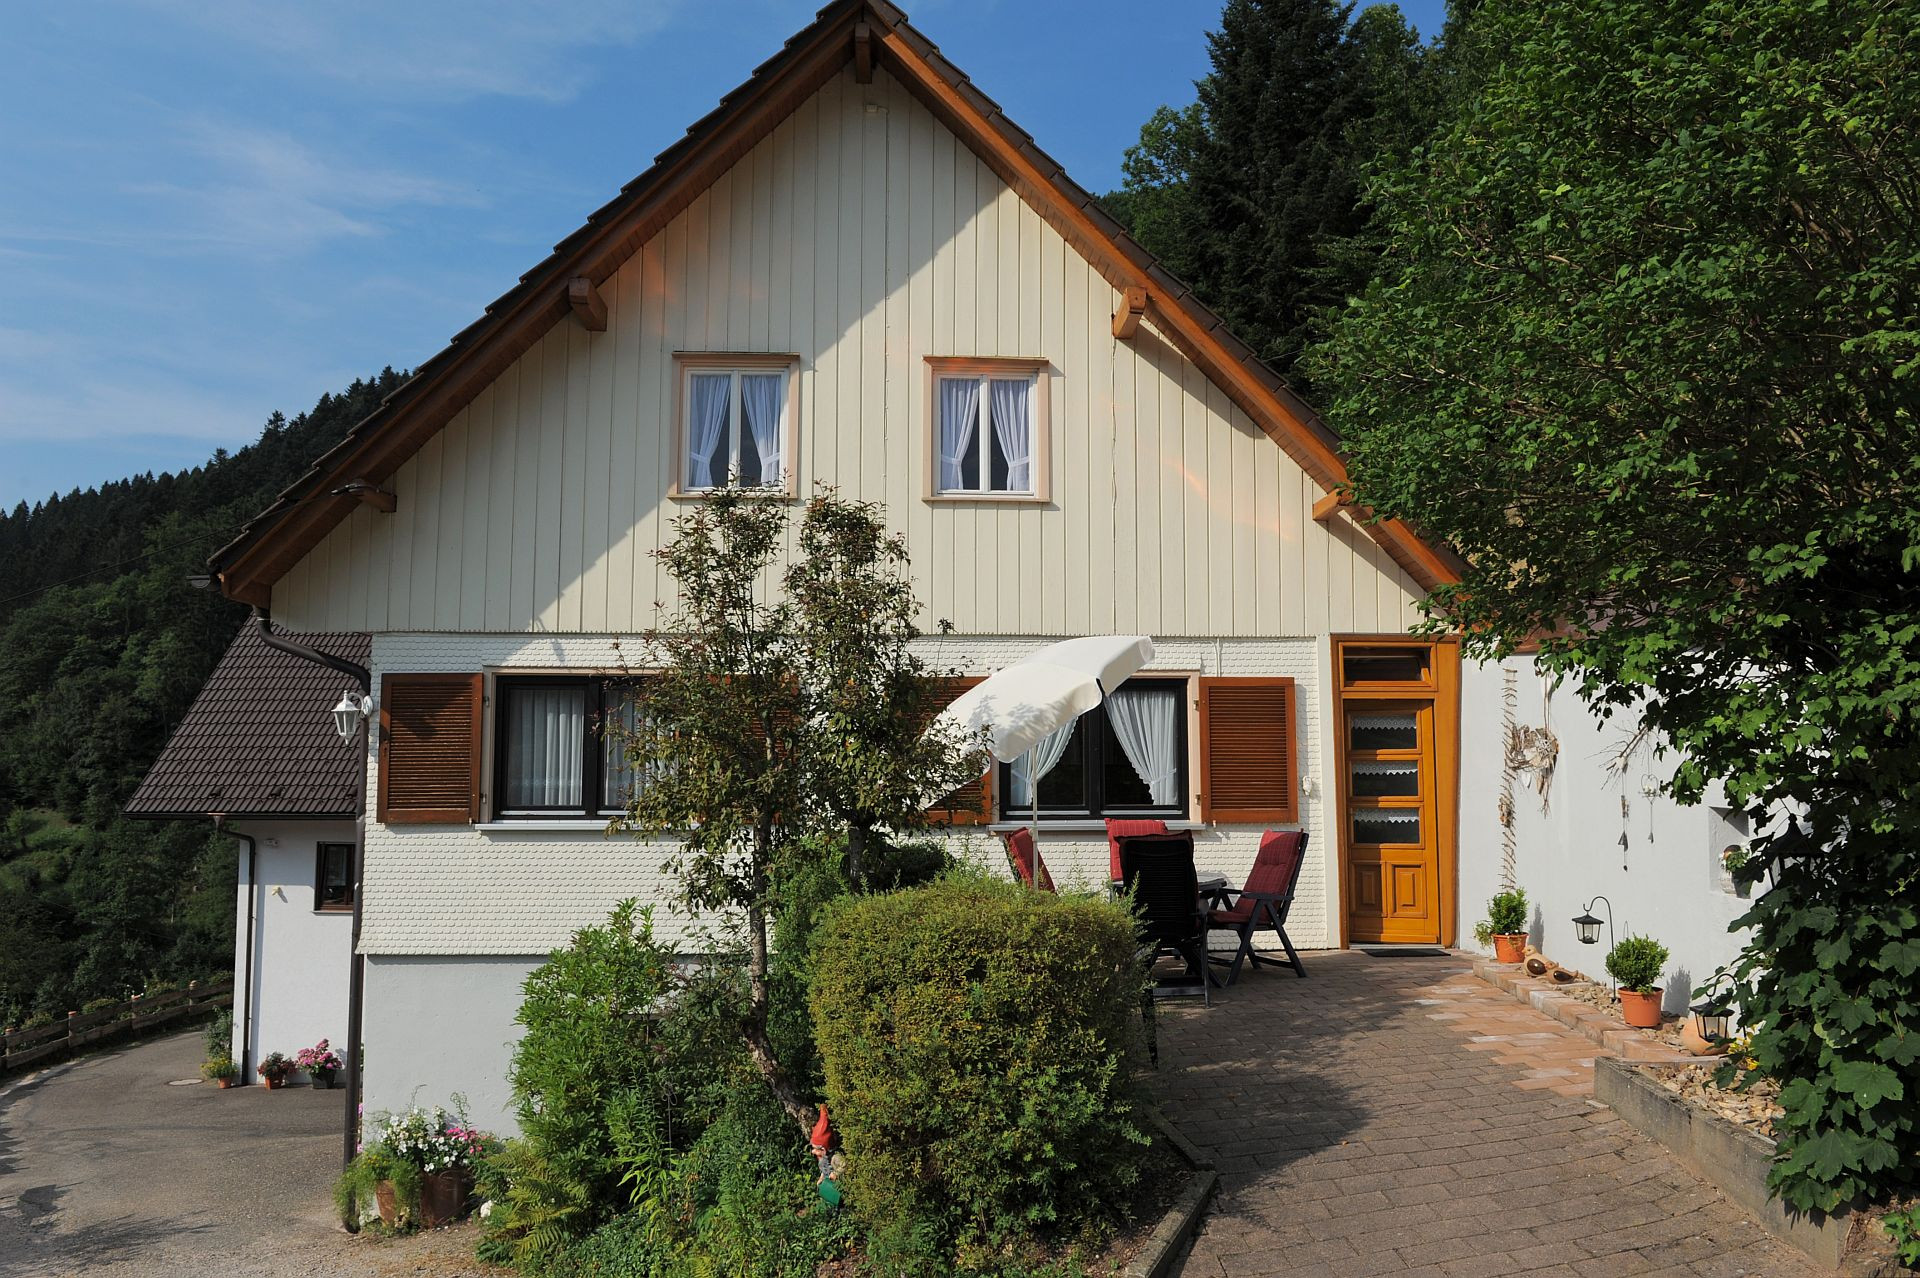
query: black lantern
1572 894 1613 949
1690 973 1736 1043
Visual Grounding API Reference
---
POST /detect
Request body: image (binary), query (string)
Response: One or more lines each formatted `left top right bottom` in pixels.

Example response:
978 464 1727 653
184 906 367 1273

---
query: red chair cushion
1243 830 1305 899
1003 828 1056 892
1105 818 1169 880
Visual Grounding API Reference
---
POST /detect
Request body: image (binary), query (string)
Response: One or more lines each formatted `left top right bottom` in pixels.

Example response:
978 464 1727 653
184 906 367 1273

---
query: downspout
253 609 370 1170
217 817 257 1085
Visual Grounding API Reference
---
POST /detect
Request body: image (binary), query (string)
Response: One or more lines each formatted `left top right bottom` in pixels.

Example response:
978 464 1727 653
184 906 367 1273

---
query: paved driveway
1156 951 1822 1278
0 1029 481 1278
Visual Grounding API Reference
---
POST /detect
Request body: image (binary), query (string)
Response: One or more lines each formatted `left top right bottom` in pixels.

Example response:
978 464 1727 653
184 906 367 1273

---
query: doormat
1359 947 1451 958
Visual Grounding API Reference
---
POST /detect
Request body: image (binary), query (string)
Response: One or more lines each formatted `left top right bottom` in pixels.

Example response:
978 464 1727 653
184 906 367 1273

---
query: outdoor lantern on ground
332 690 372 743
1690 973 1736 1044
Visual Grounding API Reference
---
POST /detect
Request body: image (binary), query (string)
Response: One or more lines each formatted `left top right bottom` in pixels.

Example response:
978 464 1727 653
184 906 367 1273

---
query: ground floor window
494 676 648 818
315 842 354 911
998 679 1187 820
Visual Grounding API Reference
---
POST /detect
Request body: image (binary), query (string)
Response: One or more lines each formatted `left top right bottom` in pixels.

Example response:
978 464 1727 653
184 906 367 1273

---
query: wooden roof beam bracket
331 479 396 514
1112 285 1147 340
567 276 607 332
853 21 875 84
1312 488 1353 523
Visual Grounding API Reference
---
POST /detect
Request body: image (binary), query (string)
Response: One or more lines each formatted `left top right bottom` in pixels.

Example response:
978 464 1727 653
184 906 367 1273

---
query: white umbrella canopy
937 635 1157 763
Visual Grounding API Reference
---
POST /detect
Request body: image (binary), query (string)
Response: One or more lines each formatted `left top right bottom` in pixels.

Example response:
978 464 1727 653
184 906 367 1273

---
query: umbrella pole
1027 746 1041 885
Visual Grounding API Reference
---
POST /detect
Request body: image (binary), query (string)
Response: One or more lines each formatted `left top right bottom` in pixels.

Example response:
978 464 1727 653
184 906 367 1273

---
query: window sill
986 820 1202 834
925 493 1048 505
314 906 355 915
668 487 798 502
475 820 619 833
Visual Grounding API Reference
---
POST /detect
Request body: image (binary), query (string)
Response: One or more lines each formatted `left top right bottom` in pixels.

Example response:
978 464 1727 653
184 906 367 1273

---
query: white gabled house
138 0 1761 1137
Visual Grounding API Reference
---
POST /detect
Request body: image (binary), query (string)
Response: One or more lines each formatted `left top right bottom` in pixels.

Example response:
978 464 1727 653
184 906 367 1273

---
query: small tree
785 491 981 889
616 489 813 1130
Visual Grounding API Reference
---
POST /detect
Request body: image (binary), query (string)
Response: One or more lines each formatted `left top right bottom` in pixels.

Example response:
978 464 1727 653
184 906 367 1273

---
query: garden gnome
812 1104 845 1206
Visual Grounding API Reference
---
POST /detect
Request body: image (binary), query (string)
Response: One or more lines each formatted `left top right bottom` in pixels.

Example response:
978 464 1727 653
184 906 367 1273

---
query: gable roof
125 624 370 820
208 0 1462 607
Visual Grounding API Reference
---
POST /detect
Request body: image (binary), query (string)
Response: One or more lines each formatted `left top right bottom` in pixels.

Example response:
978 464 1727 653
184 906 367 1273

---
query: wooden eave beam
1312 488 1350 523
1112 285 1147 340
853 21 874 83
567 276 607 331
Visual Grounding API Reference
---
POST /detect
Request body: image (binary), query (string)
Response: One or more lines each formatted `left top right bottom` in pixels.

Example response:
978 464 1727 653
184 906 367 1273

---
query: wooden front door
1335 640 1458 947
1343 700 1439 943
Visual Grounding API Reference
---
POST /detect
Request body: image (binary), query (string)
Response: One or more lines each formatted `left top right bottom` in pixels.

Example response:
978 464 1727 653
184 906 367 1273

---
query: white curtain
505 686 584 808
741 373 784 487
1106 685 1179 805
687 373 731 489
989 378 1031 492
600 688 648 810
1007 718 1077 808
938 377 980 491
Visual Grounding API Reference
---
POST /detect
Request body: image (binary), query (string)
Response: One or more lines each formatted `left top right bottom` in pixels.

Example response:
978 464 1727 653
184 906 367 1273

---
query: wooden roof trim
212 0 1460 604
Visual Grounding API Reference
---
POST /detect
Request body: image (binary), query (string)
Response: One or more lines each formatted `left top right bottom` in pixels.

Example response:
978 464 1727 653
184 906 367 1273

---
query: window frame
924 356 1051 503
996 677 1189 821
671 353 800 498
491 674 646 820
314 842 355 913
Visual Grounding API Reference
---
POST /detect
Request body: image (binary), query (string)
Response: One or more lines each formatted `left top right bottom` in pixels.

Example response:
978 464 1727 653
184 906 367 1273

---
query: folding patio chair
1119 831 1213 1004
1104 818 1169 882
1002 827 1057 893
1207 829 1310 983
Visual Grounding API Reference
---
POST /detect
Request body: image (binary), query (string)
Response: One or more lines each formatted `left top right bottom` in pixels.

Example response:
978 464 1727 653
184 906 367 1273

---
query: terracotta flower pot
375 1180 400 1229
419 1169 473 1228
263 1076 285 1090
214 1077 236 1089
1620 988 1664 1029
1492 933 1528 964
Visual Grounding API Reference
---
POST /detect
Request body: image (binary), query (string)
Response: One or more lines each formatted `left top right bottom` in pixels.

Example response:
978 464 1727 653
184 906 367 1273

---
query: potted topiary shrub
1606 934 1670 1028
257 1051 294 1089
295 1039 341 1089
1473 888 1530 963
202 1055 240 1088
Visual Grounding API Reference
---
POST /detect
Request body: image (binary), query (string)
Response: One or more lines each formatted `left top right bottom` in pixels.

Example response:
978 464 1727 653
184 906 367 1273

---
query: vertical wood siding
274 68 1424 638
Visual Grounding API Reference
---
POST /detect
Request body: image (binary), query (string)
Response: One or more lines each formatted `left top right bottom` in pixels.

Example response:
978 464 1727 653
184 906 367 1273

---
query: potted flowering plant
295 1039 342 1089
336 1104 489 1231
257 1051 294 1089
202 1055 240 1088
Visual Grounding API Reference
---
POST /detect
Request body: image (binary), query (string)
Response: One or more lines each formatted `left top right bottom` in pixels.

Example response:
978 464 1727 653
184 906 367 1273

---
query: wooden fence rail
1 978 234 1078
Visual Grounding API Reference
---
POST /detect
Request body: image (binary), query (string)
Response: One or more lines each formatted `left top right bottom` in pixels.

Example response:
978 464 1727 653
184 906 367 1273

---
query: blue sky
0 0 1447 511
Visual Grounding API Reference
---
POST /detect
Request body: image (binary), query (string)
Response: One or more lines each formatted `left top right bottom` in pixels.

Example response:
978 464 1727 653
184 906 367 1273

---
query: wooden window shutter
927 676 994 826
1198 677 1298 824
377 674 483 824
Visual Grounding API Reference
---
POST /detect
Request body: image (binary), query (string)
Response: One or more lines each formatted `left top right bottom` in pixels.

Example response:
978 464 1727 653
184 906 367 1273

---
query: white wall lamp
332 690 373 743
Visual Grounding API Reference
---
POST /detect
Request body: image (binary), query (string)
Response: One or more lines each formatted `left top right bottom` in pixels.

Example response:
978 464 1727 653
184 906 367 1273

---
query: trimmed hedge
809 874 1150 1267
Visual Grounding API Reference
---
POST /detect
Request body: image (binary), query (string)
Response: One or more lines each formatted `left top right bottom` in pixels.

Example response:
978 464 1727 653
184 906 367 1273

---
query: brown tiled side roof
124 624 371 820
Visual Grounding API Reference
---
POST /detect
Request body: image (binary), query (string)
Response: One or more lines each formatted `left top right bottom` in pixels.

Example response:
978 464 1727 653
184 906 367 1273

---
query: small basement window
315 843 354 911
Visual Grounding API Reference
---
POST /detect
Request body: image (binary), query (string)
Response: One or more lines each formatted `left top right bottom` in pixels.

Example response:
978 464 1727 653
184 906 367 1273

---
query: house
125 624 366 1082
135 0 1757 1136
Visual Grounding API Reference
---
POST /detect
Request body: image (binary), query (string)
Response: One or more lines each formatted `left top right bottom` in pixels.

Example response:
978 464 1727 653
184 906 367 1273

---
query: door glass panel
1351 760 1420 798
1353 808 1421 846
1349 712 1418 752
1343 649 1428 684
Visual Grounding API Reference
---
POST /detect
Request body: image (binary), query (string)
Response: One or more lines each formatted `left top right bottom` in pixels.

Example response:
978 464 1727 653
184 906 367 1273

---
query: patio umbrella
935 635 1157 857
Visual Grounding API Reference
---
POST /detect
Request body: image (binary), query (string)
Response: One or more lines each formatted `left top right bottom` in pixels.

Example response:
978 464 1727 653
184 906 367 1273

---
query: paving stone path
1155 951 1821 1278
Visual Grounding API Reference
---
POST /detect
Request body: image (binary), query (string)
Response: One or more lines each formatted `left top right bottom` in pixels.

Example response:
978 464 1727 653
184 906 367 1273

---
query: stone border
1593 1057 1918 1275
1125 1108 1219 1278
1471 960 1692 1064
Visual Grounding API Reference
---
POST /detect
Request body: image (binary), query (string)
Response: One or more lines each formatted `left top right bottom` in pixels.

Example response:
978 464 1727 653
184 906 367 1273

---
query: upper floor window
495 675 649 818
678 356 796 494
927 357 1049 500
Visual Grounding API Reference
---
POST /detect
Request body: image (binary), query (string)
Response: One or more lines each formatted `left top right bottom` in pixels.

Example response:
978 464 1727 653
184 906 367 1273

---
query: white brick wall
361 633 1338 955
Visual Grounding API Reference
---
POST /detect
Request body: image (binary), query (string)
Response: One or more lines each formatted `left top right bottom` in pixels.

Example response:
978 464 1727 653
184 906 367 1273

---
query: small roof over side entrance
125 624 371 820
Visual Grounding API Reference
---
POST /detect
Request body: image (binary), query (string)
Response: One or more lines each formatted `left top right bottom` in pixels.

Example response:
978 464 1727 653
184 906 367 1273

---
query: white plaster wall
230 820 355 1075
360 632 1346 953
1459 657 1755 1012
361 955 538 1135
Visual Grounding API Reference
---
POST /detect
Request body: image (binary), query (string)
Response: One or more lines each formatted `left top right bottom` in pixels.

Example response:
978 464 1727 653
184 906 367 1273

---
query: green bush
203 1008 232 1058
809 872 1149 1270
478 901 675 1270
1474 889 1528 945
1606 934 1669 994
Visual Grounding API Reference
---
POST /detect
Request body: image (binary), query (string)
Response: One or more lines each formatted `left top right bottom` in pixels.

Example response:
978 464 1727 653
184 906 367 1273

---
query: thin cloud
127 0 686 102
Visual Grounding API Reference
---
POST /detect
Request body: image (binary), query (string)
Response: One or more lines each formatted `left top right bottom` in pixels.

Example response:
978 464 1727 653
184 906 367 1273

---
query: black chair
1120 831 1214 1005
